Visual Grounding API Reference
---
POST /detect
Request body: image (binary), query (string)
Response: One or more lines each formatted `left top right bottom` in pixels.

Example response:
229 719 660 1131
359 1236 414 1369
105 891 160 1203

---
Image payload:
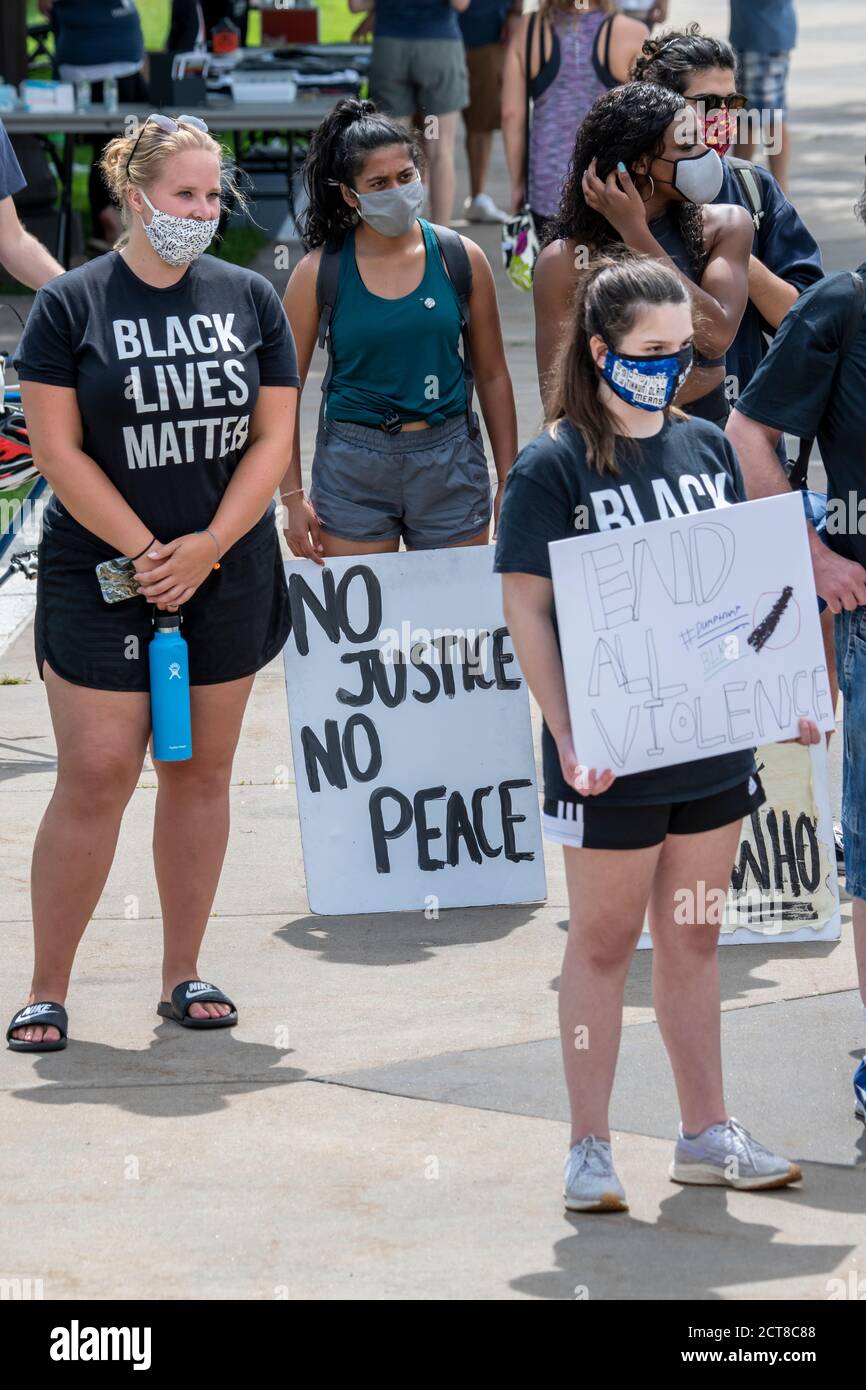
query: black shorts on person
34 518 290 692
542 774 766 851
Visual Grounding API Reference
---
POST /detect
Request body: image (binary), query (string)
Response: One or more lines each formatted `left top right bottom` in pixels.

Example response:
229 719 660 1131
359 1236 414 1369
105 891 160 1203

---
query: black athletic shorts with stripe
542 774 766 851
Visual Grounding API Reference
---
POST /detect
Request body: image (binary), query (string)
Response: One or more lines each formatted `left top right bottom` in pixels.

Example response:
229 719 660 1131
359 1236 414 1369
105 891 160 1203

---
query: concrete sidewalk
2 0 866 1301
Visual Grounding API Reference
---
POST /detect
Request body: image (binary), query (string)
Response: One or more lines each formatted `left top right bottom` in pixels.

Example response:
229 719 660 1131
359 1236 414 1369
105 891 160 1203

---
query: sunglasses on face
125 113 210 176
686 93 748 117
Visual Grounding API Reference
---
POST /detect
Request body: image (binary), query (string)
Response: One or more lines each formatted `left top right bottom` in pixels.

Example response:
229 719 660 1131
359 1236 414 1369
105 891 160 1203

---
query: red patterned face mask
702 110 737 158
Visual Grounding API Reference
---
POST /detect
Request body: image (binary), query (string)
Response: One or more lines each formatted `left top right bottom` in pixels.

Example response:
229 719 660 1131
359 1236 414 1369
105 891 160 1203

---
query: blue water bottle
149 610 192 761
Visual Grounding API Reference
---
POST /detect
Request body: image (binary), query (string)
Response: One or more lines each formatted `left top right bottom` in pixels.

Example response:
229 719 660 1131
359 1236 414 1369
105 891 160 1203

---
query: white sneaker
670 1117 802 1190
563 1135 628 1212
464 192 509 224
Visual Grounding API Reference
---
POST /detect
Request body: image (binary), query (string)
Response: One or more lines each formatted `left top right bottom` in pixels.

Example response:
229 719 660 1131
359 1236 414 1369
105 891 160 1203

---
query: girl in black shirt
8 116 299 1050
496 254 817 1211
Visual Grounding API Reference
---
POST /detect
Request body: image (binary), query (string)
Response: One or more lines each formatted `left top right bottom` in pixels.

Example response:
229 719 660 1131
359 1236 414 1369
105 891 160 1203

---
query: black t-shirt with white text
494 414 758 806
14 252 300 559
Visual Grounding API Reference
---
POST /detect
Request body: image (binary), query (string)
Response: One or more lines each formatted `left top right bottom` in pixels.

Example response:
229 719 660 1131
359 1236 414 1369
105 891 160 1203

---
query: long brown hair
548 254 691 476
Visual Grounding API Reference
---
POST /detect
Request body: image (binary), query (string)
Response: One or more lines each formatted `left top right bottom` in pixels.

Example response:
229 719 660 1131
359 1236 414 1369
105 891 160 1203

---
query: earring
638 174 656 204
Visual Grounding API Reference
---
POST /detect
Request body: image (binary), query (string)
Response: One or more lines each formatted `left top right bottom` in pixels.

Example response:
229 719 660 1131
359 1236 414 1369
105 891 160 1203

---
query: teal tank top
325 217 467 427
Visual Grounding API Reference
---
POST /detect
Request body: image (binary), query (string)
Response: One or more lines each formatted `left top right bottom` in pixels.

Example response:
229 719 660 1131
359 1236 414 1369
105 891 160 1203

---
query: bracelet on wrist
195 528 222 569
281 487 304 501
129 536 156 562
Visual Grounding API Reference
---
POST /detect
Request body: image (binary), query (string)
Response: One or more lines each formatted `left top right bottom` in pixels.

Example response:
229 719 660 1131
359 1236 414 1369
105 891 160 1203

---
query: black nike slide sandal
157 980 238 1030
6 1001 69 1052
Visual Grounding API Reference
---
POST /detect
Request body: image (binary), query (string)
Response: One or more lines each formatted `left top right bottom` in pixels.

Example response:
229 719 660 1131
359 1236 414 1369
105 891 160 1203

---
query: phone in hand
95 555 141 603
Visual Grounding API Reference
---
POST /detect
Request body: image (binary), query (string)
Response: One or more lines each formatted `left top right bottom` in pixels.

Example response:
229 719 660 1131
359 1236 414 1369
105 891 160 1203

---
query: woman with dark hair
533 81 752 429
496 253 817 1210
279 98 516 561
631 25 823 402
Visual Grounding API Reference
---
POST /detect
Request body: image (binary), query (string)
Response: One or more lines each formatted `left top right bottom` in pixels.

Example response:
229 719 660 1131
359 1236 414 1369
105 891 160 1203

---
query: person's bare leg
12 662 150 1043
768 119 790 195
560 842 662 1142
153 675 255 1020
647 821 743 1134
424 110 459 225
465 129 493 200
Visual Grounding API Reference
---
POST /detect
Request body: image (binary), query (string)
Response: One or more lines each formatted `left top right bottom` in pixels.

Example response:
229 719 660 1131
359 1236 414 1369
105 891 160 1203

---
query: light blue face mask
601 346 694 411
349 177 425 237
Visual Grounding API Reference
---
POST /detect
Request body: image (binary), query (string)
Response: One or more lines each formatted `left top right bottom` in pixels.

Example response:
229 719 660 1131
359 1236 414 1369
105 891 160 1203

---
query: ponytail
631 23 737 88
300 97 422 250
547 254 690 476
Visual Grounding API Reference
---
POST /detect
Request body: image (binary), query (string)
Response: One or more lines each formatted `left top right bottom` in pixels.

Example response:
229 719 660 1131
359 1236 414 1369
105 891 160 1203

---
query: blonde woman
7 115 299 1050
501 0 648 236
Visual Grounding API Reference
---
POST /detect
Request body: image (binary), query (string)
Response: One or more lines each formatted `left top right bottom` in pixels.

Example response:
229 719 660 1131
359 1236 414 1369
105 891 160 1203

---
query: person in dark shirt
39 0 148 249
727 181 866 1121
496 254 817 1210
631 25 823 401
7 117 300 1052
0 118 63 288
349 0 471 224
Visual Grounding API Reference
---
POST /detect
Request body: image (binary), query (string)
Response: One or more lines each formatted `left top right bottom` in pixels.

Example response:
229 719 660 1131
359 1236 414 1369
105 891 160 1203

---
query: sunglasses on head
125 113 210 176
686 93 748 117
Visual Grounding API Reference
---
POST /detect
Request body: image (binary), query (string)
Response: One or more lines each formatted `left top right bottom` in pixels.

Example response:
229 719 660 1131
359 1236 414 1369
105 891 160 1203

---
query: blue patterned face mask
600 345 694 412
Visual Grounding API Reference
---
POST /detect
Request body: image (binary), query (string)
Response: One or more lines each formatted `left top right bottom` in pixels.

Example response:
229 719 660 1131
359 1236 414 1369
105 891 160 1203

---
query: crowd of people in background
4 0 866 1218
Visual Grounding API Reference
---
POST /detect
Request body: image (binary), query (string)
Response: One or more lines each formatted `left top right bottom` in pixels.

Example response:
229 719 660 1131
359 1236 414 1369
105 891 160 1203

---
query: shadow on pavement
276 904 538 966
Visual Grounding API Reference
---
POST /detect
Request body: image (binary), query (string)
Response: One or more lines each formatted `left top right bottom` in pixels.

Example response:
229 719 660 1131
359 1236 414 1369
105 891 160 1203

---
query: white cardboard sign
282 548 546 915
549 492 834 778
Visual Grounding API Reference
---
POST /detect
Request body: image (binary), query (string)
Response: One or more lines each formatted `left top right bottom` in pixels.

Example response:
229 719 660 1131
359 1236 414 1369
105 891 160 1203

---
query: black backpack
726 156 766 232
314 223 481 438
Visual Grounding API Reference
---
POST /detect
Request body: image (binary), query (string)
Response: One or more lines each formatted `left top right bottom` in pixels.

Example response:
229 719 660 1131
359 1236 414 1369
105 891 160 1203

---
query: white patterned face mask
138 190 220 266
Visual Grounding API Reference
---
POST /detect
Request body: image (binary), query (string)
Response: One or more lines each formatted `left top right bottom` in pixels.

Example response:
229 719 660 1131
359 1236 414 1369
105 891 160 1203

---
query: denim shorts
310 414 492 549
835 607 866 899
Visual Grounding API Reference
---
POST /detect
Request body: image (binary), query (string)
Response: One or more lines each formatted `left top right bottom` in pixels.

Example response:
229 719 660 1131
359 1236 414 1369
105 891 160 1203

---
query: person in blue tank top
279 98 517 562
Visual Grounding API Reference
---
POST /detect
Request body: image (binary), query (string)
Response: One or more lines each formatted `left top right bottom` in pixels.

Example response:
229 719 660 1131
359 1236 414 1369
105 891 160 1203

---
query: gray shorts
370 36 470 118
310 414 492 549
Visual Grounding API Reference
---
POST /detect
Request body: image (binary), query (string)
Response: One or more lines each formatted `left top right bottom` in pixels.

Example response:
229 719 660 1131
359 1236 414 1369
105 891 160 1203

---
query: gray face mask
656 148 725 205
349 177 425 237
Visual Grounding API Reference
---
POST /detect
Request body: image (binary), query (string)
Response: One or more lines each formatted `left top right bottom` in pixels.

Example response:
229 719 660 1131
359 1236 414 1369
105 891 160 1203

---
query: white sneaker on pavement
464 192 510 224
670 1117 802 1190
564 1135 628 1212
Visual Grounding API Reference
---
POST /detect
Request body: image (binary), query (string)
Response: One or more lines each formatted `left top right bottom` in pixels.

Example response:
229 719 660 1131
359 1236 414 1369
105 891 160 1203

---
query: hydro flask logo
168 662 181 680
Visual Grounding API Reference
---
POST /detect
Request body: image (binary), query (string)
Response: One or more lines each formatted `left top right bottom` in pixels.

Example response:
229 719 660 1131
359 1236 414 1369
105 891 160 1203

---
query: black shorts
542 774 766 851
34 521 290 692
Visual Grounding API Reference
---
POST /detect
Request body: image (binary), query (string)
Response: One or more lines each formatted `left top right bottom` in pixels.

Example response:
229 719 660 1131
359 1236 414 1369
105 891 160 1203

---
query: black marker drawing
748 586 794 653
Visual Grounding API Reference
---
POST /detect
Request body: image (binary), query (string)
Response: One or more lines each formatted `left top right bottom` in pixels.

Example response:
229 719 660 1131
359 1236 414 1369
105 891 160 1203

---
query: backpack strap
788 269 865 489
726 155 765 232
314 239 342 431
428 222 481 439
